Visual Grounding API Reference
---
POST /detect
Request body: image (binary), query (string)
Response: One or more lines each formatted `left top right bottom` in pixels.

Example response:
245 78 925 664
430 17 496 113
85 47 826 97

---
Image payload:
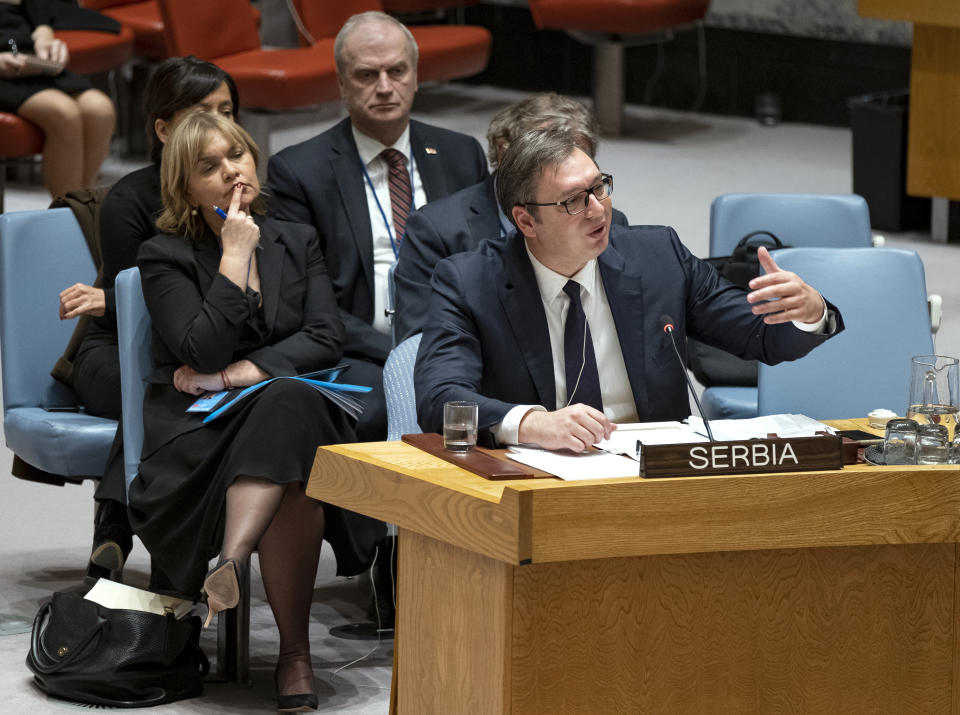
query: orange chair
0 114 45 213
291 0 491 83
157 0 339 161
58 24 136 75
80 0 261 61
381 0 478 14
527 0 710 136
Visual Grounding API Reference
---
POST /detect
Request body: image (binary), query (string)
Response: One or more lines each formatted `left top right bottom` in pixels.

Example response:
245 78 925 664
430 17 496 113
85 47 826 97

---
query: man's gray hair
495 127 580 229
334 11 419 76
486 93 600 167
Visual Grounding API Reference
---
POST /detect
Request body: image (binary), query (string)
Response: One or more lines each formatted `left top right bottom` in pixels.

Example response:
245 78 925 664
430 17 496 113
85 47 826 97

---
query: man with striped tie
267 11 488 442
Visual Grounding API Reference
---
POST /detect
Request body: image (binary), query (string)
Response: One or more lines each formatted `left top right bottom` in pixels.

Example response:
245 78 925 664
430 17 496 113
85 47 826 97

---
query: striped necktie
380 148 412 243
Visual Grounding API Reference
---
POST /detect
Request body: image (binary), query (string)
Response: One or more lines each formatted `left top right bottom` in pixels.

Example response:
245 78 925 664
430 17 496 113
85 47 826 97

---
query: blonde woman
129 112 380 712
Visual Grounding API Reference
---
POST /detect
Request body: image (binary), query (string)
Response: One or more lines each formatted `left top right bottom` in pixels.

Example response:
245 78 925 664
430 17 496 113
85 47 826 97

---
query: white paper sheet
507 446 640 480
686 414 835 442
85 578 193 618
597 422 709 457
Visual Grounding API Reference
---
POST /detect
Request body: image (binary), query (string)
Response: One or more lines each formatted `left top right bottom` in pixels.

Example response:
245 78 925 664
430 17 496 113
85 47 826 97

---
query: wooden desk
859 0 960 200
307 426 960 713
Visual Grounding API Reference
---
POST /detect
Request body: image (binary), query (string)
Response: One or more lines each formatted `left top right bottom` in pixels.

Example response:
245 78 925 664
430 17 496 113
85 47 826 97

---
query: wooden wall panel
906 24 960 199
859 0 960 28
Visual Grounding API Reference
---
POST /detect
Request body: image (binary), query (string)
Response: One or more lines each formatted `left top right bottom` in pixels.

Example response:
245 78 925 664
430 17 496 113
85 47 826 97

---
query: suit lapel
498 235 557 409
330 122 375 291
194 232 222 287
410 120 447 201
598 244 648 417
467 175 501 242
256 220 284 331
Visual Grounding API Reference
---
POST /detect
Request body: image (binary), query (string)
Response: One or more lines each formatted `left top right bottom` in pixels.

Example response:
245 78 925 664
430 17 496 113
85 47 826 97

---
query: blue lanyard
360 150 417 259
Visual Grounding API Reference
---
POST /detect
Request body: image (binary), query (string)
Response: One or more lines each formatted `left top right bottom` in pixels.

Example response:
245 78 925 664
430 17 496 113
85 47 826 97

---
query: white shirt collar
524 242 599 306
351 123 412 167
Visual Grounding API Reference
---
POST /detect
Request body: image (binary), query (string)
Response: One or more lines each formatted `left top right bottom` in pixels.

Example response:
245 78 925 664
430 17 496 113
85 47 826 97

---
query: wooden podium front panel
399 532 957 713
511 544 955 713
397 529 514 713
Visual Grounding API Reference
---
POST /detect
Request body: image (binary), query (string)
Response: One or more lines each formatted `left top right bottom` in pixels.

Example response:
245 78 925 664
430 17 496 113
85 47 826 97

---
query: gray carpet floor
1 82 957 713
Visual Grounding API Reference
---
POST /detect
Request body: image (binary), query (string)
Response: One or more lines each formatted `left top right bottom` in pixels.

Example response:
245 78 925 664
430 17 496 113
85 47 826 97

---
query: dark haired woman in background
57 56 240 581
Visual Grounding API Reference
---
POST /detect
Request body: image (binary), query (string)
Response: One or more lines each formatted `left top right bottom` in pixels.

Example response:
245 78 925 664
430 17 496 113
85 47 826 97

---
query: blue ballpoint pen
213 206 227 219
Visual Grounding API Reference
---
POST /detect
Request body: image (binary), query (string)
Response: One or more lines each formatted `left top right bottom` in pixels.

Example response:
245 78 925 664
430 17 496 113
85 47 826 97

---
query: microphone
660 314 716 442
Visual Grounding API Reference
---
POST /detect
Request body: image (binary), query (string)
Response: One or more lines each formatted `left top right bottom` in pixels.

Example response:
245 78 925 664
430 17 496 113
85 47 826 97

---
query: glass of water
443 401 478 452
883 418 918 465
907 355 959 441
916 424 950 464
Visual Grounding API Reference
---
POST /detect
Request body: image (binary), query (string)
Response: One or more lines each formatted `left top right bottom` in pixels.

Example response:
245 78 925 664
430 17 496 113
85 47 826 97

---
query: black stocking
220 476 284 562
258 482 325 696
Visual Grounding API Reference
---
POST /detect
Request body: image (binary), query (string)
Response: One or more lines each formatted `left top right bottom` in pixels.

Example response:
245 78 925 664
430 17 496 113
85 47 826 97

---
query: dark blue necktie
562 280 603 411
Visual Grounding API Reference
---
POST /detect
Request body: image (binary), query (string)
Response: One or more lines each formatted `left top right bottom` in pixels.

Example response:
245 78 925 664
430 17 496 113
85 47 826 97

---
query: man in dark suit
267 11 488 440
395 93 629 342
415 128 843 449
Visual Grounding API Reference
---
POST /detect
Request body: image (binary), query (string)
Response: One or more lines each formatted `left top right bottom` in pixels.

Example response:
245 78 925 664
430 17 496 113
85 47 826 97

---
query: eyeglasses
521 173 613 216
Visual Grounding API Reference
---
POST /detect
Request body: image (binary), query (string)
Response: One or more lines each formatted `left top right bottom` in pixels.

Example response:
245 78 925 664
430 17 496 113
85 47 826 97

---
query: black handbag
26 590 209 708
688 231 790 388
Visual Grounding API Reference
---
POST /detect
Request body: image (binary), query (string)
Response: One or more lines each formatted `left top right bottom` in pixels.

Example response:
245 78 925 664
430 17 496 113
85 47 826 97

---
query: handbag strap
734 230 784 250
29 599 106 675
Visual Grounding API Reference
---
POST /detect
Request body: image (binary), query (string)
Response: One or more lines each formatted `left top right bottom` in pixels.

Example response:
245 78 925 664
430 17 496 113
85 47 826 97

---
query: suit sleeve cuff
491 404 546 445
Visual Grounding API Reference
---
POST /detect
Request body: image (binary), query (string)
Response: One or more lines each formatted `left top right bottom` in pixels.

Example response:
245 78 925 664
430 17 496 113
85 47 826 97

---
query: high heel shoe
275 651 318 712
201 558 241 629
85 500 133 584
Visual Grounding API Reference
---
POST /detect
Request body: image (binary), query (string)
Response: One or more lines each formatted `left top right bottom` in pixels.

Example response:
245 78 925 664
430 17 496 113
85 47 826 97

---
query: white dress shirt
494 247 638 444
352 125 427 335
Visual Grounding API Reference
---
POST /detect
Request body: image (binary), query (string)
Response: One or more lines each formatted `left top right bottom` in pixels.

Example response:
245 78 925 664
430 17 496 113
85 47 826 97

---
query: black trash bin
848 89 930 232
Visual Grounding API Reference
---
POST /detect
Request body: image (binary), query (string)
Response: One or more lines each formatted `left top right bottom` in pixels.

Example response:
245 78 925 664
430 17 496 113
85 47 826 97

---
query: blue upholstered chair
384 333 423 441
349 332 420 641
0 208 117 485
757 248 934 419
701 193 875 420
115 267 151 494
708 193 873 257
114 266 250 685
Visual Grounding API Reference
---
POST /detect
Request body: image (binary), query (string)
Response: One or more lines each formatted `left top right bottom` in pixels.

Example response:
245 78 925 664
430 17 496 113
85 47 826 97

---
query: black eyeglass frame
519 173 614 216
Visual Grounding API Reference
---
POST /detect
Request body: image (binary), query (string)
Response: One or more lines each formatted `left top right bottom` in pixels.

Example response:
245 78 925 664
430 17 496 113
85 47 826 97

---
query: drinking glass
916 424 950 464
907 355 959 441
883 418 918 465
443 401 478 452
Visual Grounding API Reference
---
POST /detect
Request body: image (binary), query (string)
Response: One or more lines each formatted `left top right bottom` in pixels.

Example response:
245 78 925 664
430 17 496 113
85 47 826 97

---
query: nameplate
640 435 843 479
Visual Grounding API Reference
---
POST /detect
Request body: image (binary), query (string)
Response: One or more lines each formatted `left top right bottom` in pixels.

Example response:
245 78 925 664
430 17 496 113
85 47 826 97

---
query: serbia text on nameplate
639 434 843 479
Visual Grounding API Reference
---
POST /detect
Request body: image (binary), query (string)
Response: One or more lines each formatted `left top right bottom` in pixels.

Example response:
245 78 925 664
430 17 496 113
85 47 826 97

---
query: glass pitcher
907 355 960 441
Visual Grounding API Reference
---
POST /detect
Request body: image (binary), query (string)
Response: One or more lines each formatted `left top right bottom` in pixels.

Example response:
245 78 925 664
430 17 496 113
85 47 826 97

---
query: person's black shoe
276 693 319 712
85 499 133 583
275 651 318 712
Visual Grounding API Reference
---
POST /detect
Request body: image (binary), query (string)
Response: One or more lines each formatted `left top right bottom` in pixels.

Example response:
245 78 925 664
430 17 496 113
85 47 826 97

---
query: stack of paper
685 414 835 442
